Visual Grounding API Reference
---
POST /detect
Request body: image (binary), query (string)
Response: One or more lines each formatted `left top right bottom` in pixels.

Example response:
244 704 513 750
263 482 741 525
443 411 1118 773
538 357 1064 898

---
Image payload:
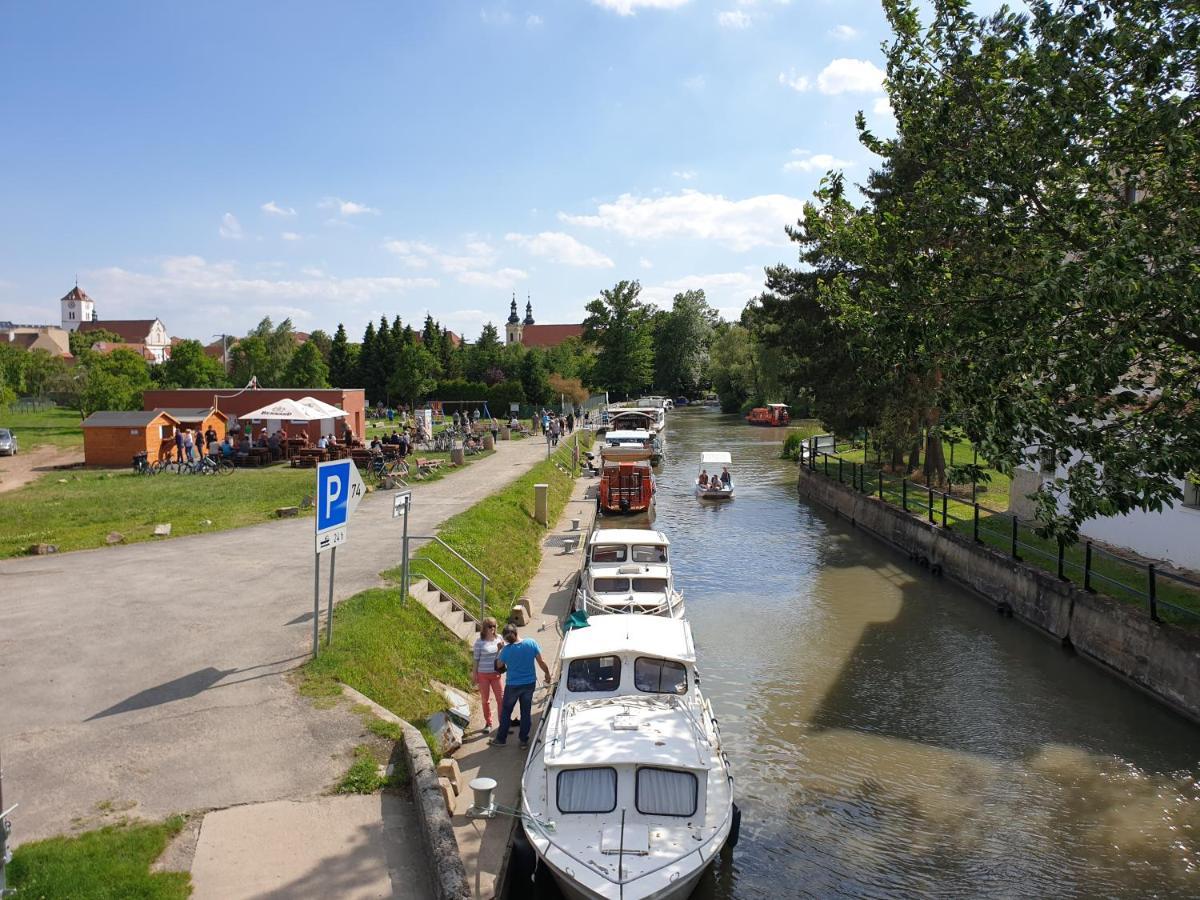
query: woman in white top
472 617 505 733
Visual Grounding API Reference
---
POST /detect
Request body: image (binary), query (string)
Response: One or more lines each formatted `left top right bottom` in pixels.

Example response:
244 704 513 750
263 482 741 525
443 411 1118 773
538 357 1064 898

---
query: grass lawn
7 816 190 899
298 431 594 734
0 404 84 450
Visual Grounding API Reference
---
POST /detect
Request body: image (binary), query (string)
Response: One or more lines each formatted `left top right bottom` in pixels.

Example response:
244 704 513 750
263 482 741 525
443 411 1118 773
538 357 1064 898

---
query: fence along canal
522 408 1199 899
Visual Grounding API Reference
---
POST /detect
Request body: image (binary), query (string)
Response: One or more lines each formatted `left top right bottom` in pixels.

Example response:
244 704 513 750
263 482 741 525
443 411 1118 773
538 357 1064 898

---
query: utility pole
212 333 231 374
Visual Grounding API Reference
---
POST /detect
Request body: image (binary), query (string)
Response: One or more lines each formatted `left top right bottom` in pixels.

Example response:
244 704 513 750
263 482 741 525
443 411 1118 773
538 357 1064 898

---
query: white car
0 428 17 456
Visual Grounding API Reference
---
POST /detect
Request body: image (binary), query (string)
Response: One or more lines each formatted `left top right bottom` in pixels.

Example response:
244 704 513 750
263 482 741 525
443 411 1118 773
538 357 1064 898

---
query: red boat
746 403 790 427
598 459 656 515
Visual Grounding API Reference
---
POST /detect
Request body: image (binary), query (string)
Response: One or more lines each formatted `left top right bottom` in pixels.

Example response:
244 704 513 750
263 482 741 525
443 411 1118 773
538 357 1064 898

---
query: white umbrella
240 398 324 421
296 397 348 418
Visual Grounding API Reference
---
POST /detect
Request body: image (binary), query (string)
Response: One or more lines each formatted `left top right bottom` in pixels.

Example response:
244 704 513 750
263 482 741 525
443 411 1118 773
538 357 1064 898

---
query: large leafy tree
68 328 124 357
653 289 718 398
466 323 504 384
583 280 655 400
283 340 330 388
161 339 227 388
73 347 152 417
388 342 438 409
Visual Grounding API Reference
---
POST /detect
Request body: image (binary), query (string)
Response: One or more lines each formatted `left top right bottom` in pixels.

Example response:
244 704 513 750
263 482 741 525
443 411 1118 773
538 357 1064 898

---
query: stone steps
409 578 479 643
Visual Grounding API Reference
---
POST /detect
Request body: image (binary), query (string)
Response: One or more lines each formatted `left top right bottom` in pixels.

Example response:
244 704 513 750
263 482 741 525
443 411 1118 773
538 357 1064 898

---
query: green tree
67 328 124 357
583 280 654 400
307 329 333 362
653 289 718 397
707 324 756 413
77 348 152 417
283 340 330 388
466 323 504 384
161 339 227 388
388 342 438 409
328 323 358 387
357 321 380 403
520 350 551 407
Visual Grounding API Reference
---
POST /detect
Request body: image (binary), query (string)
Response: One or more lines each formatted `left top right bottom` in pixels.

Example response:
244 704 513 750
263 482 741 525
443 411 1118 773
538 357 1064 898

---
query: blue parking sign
315 459 365 553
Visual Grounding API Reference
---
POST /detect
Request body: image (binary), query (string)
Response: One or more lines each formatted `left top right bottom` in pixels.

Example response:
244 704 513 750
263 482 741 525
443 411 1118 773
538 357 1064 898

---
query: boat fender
728 803 742 849
930 562 943 577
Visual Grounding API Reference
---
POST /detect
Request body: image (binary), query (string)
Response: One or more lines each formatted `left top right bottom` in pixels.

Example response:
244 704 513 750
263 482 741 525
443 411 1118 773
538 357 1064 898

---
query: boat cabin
746 403 790 427
609 409 658 433
560 613 694 698
598 459 655 515
578 528 680 616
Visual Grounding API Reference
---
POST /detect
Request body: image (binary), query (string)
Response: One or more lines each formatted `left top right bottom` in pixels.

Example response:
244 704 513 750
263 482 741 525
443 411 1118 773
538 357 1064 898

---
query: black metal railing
805 449 1200 626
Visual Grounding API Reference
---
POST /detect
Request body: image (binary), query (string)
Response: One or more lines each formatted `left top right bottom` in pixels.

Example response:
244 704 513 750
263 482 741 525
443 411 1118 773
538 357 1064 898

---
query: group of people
169 425 221 463
369 428 413 458
698 466 733 491
472 618 551 748
538 410 575 447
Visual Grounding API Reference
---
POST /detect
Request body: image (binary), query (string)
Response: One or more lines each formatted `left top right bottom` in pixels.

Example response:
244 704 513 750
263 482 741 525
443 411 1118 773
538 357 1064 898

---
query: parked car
0 428 17 456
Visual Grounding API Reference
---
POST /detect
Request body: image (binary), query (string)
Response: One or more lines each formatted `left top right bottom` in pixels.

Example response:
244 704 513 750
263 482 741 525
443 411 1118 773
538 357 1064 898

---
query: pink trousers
475 673 503 726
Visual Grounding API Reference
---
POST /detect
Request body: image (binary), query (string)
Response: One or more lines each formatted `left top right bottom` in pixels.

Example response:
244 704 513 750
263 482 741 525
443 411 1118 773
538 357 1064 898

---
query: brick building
142 387 366 443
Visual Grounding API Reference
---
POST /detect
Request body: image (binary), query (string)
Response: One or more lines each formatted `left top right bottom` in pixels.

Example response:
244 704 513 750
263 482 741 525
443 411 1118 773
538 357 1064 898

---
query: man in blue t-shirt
490 623 551 748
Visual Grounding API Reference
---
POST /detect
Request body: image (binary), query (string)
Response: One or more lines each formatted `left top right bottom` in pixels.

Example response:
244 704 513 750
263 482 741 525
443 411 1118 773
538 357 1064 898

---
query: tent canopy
700 451 732 465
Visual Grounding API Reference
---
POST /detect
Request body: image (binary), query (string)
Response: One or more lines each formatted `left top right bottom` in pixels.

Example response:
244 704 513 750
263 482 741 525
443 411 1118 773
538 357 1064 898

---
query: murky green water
524 407 1200 899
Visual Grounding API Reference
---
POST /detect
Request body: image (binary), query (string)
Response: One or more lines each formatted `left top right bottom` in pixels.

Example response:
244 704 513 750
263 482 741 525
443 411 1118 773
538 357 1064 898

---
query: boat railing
577 588 684 618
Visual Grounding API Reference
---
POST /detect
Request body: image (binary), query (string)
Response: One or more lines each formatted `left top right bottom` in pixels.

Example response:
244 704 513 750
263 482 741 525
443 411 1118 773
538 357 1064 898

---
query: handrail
408 533 490 622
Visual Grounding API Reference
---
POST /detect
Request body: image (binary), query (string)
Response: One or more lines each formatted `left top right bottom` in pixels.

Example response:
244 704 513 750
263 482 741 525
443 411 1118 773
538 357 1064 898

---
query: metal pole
878 470 884 501
401 507 410 599
312 551 321 658
1148 564 1158 621
973 503 980 542
1057 538 1066 580
838 457 843 483
902 478 908 512
481 575 488 622
1084 541 1093 591
928 485 934 524
326 546 336 646
941 492 948 527
1011 515 1020 560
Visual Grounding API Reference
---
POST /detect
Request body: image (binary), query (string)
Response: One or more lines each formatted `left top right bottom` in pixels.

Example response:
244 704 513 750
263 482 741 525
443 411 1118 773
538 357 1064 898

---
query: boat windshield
632 578 668 593
591 545 627 563
631 544 667 563
592 577 630 593
567 656 622 692
634 657 688 694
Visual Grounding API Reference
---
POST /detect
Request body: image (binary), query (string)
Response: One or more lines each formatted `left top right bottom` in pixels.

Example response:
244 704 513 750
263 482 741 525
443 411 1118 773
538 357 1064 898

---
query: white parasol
296 396 348 418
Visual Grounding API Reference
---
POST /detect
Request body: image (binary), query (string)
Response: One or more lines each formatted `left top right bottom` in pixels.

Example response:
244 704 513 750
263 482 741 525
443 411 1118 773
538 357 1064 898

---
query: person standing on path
489 624 550 748
183 428 195 462
472 618 505 734
174 426 184 463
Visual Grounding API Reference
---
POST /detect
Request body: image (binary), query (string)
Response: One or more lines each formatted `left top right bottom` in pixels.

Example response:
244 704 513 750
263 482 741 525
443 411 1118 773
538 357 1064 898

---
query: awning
700 451 731 465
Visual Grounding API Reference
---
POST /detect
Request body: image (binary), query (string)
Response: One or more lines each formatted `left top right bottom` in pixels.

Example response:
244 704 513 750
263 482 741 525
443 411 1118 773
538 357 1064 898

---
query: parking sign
315 459 364 554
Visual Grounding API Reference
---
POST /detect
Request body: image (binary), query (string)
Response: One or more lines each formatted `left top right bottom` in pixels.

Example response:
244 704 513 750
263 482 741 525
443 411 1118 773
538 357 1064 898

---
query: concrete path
189 794 432 900
0 437 548 845
450 471 600 899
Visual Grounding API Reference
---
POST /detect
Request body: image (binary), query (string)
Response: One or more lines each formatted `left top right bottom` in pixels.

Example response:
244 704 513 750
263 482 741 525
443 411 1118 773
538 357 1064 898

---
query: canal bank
795 464 1200 725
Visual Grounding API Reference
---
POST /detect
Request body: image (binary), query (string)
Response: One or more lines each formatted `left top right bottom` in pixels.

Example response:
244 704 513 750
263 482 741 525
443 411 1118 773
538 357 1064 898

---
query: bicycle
198 455 235 476
132 452 154 475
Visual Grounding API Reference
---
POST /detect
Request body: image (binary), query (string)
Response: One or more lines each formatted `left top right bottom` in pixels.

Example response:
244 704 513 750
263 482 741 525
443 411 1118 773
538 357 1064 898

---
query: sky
0 0 908 343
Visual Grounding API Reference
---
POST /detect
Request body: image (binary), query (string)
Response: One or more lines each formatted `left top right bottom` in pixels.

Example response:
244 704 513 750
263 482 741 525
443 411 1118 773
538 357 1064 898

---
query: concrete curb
340 684 470 900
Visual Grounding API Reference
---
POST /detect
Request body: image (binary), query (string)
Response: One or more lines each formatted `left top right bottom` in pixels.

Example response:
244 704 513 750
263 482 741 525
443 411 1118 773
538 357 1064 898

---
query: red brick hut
82 410 182 467
142 388 366 444
156 408 228 451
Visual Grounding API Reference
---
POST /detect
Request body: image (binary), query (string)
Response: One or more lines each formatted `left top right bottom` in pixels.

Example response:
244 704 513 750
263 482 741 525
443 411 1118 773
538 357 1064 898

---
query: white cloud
778 70 811 92
280 231 302 241
641 271 760 314
716 10 751 28
526 13 543 27
560 189 805 251
457 267 528 289
592 0 690 16
873 96 892 116
318 196 380 217
672 170 697 180
817 58 885 94
384 238 503 274
828 24 858 40
783 150 852 173
683 74 705 90
505 231 614 268
640 258 654 269
260 200 296 217
480 7 513 25
219 213 243 240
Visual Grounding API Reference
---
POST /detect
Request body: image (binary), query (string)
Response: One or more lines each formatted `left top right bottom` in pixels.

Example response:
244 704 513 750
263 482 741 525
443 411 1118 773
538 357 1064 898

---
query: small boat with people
695 451 734 501
598 459 655 515
520 614 738 900
745 403 789 427
576 528 683 618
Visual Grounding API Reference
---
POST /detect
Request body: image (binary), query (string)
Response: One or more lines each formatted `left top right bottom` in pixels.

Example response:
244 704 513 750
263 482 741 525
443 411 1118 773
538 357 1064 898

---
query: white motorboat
596 430 661 466
610 409 664 435
695 451 734 501
577 529 683 618
521 615 737 900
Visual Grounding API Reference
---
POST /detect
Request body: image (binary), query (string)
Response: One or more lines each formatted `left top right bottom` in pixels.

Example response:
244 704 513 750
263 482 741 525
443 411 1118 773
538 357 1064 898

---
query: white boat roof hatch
561 614 695 663
605 430 652 441
589 528 668 546
700 451 732 465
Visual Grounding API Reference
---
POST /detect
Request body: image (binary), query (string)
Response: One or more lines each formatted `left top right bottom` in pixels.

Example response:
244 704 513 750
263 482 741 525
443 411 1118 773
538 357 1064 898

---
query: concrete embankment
797 466 1200 724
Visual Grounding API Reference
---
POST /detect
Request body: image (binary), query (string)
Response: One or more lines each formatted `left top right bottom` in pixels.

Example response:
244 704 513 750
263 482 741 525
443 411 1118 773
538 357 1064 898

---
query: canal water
522 408 1200 899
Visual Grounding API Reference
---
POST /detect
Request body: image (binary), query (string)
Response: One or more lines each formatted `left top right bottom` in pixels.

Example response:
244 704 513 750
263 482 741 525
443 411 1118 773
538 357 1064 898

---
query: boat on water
598 459 656 515
611 408 665 435
521 614 737 900
576 528 683 618
695 451 734 501
745 403 789 427
597 429 662 466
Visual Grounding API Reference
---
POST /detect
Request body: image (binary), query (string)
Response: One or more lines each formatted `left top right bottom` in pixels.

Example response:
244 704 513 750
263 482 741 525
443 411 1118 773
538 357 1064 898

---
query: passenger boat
598 459 655 515
576 528 683 618
745 403 789 427
695 451 734 501
521 615 737 900
598 430 661 466
610 409 663 435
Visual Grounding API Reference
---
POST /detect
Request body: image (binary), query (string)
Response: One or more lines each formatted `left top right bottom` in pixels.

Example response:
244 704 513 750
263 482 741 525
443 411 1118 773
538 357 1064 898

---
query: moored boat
576 528 683 618
695 451 734 501
745 403 789 427
598 429 662 466
598 459 655 515
521 615 737 900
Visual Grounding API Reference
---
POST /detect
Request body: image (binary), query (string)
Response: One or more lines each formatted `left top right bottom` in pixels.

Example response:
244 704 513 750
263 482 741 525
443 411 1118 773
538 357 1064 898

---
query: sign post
313 459 365 657
393 490 412 600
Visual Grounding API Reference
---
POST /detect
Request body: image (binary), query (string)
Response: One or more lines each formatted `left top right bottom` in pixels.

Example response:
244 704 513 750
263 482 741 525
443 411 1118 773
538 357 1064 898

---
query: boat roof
700 451 731 464
605 430 652 440
767 403 788 408
589 528 668 546
611 409 655 419
548 699 709 769
561 614 694 663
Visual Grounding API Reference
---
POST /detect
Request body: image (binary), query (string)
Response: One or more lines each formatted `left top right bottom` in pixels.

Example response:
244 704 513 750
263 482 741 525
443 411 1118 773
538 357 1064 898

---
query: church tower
523 296 535 326
505 293 523 345
60 285 96 332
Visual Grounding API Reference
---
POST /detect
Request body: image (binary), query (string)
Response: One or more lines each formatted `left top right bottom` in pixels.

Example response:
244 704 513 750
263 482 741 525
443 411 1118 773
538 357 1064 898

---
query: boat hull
547 859 710 900
695 486 734 501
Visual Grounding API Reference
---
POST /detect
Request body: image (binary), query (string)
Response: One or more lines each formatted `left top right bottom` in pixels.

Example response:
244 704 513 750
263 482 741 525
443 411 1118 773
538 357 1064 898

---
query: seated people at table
267 431 281 459
370 437 384 453
238 435 251 454
317 435 328 450
220 437 234 458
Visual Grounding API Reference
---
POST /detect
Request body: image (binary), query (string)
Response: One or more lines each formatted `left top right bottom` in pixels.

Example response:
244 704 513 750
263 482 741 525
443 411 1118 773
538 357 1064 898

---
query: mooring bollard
534 483 549 525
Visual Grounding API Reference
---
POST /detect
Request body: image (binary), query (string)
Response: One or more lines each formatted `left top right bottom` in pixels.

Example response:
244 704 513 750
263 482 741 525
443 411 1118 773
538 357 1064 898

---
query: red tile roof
520 324 584 348
90 341 157 361
80 319 161 344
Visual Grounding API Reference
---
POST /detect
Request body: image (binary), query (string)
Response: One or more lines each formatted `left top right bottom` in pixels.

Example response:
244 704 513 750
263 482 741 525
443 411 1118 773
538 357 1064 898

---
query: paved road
0 438 548 844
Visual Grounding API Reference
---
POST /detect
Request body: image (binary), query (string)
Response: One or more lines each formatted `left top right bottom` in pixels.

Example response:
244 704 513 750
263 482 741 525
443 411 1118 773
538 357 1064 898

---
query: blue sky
0 0 903 342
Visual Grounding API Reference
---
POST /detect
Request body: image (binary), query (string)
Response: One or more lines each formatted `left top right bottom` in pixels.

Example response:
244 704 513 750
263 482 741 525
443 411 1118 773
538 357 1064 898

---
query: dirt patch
0 444 85 494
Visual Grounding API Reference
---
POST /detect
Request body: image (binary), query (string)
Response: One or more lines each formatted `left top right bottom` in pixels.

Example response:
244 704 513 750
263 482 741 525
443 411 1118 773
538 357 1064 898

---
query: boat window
591 545 627 564
631 578 668 594
566 656 621 692
634 657 688 695
636 768 698 818
592 577 630 593
631 544 668 564
557 768 618 814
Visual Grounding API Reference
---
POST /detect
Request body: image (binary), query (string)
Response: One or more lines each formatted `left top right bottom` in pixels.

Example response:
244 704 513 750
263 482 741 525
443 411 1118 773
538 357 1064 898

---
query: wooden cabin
82 410 182 467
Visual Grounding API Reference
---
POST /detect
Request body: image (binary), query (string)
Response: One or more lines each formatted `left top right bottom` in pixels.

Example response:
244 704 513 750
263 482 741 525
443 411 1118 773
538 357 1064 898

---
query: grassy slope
7 816 190 899
300 432 593 725
1 405 84 450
